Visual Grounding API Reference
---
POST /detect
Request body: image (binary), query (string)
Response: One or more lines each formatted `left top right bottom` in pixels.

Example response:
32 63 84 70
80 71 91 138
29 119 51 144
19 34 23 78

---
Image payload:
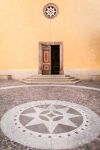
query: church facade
0 0 100 80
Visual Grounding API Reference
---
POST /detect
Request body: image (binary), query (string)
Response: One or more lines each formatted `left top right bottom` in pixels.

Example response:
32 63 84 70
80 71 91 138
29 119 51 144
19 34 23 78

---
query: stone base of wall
0 70 38 80
0 69 100 81
64 69 100 81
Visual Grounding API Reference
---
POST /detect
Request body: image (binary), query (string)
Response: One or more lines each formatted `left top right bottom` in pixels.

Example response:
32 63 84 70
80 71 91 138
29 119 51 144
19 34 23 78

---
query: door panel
42 45 51 75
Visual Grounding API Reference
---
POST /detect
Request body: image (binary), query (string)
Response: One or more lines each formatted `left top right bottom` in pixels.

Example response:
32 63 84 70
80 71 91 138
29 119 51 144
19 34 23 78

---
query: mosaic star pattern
1 100 100 149
20 104 82 134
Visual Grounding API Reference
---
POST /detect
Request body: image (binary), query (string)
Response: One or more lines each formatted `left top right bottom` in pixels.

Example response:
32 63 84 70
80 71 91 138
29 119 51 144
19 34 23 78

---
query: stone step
24 78 76 81
30 77 74 79
26 75 74 79
22 80 80 84
22 75 80 84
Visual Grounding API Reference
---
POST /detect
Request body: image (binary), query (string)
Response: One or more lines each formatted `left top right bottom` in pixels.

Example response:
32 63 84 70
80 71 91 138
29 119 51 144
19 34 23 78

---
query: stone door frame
39 42 64 75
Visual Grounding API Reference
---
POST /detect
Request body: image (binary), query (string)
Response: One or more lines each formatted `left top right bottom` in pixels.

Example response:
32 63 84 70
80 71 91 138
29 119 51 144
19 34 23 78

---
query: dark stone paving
0 79 24 87
0 80 100 150
77 80 100 88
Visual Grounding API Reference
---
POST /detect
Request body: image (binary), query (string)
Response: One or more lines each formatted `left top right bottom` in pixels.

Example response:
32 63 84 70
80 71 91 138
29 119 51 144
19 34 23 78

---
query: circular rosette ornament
43 3 59 19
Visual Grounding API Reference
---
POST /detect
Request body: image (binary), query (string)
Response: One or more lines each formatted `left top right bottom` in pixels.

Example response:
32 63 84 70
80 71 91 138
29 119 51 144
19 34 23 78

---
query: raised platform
21 75 80 84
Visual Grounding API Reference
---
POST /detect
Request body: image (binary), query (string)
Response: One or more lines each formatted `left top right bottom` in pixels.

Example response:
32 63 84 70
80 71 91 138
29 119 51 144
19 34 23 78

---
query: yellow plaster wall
0 0 100 71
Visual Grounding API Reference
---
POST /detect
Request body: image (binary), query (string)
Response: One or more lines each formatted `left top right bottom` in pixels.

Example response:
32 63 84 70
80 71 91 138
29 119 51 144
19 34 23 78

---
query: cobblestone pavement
0 80 100 150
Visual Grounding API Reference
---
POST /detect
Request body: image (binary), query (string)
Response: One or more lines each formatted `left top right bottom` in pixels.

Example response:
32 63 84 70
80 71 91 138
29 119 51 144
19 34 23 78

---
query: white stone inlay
0 84 100 92
0 100 100 149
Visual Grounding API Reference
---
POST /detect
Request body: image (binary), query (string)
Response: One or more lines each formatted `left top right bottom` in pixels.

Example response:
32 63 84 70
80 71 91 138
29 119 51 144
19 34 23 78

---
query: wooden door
42 45 51 75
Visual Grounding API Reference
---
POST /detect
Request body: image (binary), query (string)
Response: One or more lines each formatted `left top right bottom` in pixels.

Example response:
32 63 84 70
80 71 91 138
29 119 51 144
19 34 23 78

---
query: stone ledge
0 75 12 80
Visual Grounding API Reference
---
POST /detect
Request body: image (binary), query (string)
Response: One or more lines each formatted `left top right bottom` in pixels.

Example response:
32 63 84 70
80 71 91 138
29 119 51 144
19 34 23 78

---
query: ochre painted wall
0 0 100 71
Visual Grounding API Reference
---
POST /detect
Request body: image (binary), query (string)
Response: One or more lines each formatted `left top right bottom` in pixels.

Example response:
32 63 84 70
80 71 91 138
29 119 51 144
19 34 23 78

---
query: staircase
21 75 80 84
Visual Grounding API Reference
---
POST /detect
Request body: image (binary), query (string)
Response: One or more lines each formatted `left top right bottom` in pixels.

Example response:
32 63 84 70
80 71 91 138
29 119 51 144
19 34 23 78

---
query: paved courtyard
0 80 100 150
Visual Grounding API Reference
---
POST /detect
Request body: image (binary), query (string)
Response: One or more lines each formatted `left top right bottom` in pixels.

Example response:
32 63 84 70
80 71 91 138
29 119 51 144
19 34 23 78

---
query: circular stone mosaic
0 100 100 149
43 3 59 19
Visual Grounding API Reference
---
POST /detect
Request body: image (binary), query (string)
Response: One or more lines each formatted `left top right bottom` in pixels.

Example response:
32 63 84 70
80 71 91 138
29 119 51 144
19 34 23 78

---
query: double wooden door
42 45 60 75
